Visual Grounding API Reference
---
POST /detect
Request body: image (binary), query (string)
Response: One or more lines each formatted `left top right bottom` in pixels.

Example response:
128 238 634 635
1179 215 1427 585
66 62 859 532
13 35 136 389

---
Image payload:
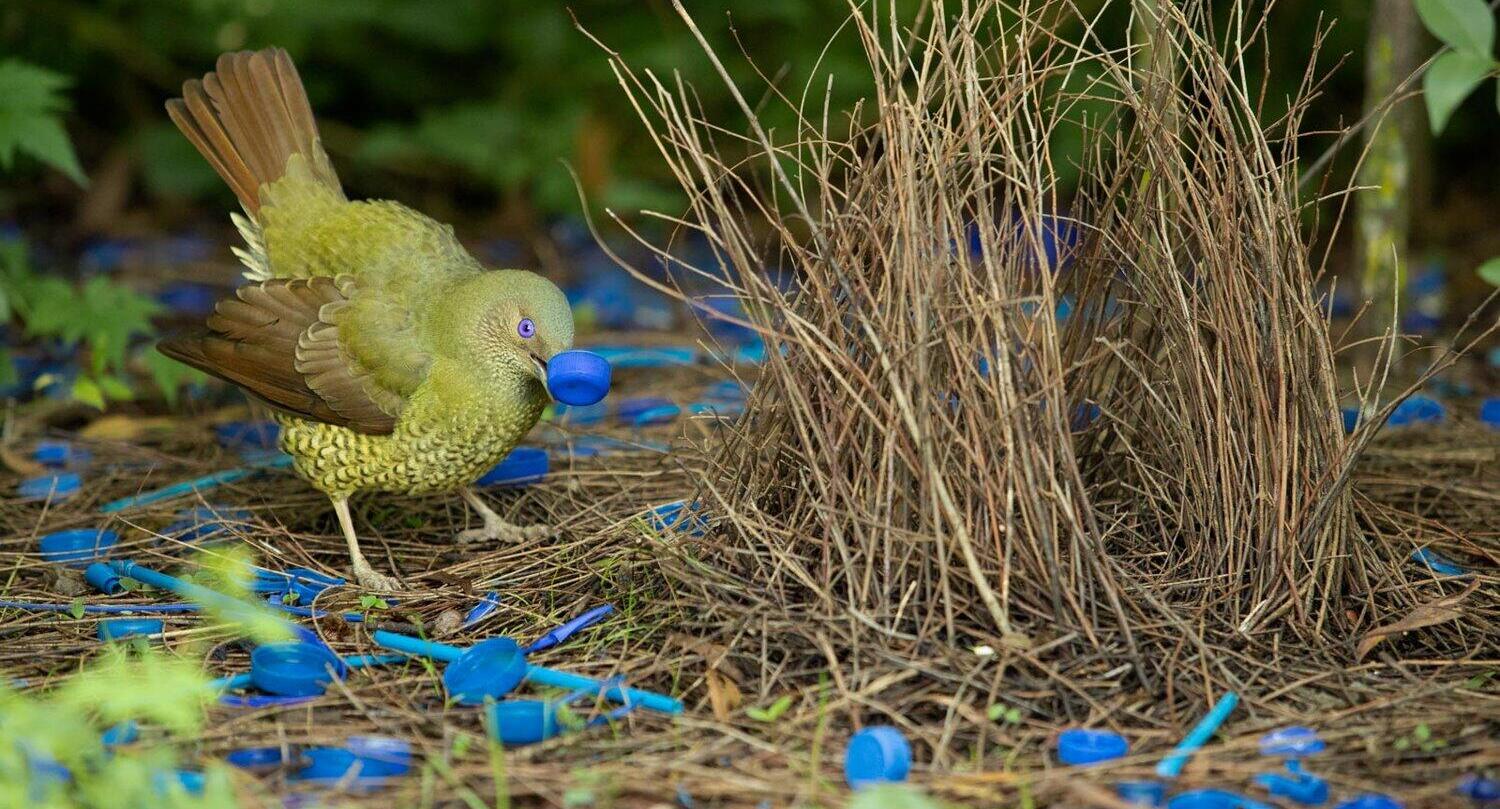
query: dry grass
0 1 1496 807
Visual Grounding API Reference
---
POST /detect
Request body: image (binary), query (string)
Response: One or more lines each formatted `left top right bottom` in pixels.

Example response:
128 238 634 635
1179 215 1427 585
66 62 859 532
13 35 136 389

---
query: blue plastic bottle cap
1389 395 1444 426
444 637 527 705
489 699 561 746
1254 771 1328 805
1167 790 1272 809
1457 774 1499 802
39 529 118 567
1480 398 1500 428
101 720 139 747
19 473 81 501
84 562 124 595
844 725 912 789
250 642 344 697
546 350 611 406
1117 781 1166 807
226 746 287 771
345 735 412 777
1258 726 1325 757
294 747 359 781
477 446 549 487
1333 795 1403 809
34 440 90 468
214 420 280 449
98 618 164 642
1057 728 1129 765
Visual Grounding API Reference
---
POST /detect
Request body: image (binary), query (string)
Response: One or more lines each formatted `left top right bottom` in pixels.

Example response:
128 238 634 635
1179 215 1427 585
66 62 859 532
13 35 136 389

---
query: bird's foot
352 564 406 592
457 519 552 544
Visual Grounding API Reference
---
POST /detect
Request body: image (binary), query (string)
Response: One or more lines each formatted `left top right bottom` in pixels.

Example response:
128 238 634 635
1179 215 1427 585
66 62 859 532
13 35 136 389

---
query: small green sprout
745 694 793 723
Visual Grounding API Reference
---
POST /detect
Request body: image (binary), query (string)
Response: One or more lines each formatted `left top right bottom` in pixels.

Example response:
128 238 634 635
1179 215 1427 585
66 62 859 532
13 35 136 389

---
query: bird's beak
528 352 548 385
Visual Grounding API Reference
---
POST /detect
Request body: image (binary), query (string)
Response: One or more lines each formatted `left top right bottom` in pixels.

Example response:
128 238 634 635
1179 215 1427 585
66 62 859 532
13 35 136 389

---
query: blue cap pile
844 726 912 790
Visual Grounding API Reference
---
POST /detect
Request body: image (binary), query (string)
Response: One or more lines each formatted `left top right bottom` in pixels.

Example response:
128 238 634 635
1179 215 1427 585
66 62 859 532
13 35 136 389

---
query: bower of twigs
1 1 1496 807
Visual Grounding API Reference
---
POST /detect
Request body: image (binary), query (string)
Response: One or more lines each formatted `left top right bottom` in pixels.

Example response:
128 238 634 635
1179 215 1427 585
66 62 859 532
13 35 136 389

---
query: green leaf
68 598 85 620
1476 257 1500 286
0 60 86 185
71 376 105 410
1416 0 1496 56
745 694 793 722
1413 723 1431 742
1394 736 1411 750
96 374 134 401
1423 50 1494 133
143 349 207 406
359 595 389 611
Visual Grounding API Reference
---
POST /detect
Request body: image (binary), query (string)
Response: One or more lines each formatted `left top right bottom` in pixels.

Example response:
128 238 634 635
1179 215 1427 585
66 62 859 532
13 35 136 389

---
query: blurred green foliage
0 59 87 186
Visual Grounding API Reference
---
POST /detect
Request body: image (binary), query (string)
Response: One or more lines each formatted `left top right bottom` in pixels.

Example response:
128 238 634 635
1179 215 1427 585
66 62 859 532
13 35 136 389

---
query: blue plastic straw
525 604 615 653
107 560 297 634
0 600 201 615
371 630 682 715
100 454 293 513
1156 691 1239 778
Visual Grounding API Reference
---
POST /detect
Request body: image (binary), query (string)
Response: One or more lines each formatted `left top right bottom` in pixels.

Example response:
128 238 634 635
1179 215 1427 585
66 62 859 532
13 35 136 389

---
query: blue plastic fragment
34 440 91 468
1333 795 1402 809
154 769 205 796
85 562 124 595
214 420 280 449
39 529 119 566
1259 726 1325 758
1057 728 1129 765
844 725 912 789
1117 781 1166 807
101 720 139 747
702 380 746 402
476 446 549 487
1480 398 1500 428
1457 774 1499 802
554 401 609 425
733 338 767 365
293 747 394 786
1387 395 1444 427
1411 547 1468 577
463 591 502 628
584 345 699 369
525 604 615 654
633 404 682 426
344 736 412 778
156 282 219 317
1254 769 1328 805
0 599 198 615
19 473 80 501
1157 691 1239 778
616 396 675 423
1168 790 1274 809
646 500 708 537
1341 407 1360 434
98 618 164 641
226 746 287 771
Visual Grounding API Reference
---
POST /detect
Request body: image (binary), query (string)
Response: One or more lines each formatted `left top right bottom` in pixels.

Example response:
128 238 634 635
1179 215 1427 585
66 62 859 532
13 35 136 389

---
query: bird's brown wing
158 276 416 434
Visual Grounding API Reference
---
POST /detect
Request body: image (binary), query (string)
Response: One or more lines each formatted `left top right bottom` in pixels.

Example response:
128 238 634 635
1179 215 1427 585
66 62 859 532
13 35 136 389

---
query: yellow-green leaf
1477 256 1500 286
71 376 105 410
1423 50 1494 133
1416 0 1496 56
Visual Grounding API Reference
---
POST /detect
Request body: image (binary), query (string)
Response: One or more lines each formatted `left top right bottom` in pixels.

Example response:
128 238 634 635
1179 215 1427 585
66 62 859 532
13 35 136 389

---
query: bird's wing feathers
158 276 431 435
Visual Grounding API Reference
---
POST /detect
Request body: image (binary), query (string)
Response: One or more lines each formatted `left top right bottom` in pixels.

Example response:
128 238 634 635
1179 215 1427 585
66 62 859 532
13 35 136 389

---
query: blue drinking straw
1157 691 1239 778
100 454 293 513
107 560 296 635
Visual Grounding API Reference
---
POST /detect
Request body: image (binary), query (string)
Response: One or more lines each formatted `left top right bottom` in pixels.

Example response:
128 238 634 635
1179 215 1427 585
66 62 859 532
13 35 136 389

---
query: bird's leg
457 487 551 544
332 496 405 591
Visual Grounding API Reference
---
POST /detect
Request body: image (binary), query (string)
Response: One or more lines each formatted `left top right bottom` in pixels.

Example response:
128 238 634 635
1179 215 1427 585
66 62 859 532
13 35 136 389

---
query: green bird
158 48 572 590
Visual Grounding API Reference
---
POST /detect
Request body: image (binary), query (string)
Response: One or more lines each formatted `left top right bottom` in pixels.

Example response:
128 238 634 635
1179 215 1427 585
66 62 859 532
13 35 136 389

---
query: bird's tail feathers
165 48 343 216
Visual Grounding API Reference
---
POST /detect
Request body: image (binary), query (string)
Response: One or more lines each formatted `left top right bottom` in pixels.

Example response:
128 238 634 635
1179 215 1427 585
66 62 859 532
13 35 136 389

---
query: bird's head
442 269 574 391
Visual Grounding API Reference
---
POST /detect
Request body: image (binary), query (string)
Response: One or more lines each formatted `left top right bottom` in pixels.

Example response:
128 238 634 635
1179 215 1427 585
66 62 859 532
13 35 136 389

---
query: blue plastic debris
33 440 91 468
344 736 412 778
19 473 80 501
1117 781 1166 807
1157 691 1239 778
292 746 401 788
226 746 287 772
1254 770 1328 805
156 282 220 317
373 630 682 714
1341 407 1360 434
1480 398 1500 428
463 592 502 627
1259 726 1325 758
547 350 611 406
1168 790 1274 809
154 769 205 796
554 401 609 425
250 642 347 697
1457 774 1499 803
525 604 615 654
214 420 280 450
616 396 676 423
1057 728 1129 765
1411 547 1468 577
733 338 768 365
488 678 633 746
477 446 549 487
633 404 681 427
85 562 124 595
1387 395 1445 427
1333 795 1402 809
646 500 709 537
101 720 139 748
585 345 699 369
702 380 747 402
39 529 118 566
100 453 294 513
844 726 912 790
109 560 299 634
98 618 164 641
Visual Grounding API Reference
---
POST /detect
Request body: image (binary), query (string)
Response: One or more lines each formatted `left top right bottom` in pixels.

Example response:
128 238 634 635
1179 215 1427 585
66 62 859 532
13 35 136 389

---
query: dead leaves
1355 580 1480 662
670 633 744 721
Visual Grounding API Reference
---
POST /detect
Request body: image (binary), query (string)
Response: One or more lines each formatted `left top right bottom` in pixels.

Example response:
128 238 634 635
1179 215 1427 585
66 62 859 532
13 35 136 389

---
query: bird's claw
457 521 552 544
353 567 406 591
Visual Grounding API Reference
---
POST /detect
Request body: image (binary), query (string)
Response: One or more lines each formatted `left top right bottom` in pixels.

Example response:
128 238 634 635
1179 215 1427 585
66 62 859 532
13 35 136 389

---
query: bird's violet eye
517 318 536 339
